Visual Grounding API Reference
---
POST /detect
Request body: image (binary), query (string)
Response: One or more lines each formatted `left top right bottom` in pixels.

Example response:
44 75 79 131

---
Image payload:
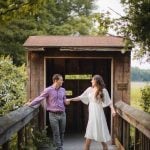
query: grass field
131 81 150 110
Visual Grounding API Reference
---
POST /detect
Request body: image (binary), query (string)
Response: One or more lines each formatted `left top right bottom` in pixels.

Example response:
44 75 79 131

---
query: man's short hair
52 74 62 82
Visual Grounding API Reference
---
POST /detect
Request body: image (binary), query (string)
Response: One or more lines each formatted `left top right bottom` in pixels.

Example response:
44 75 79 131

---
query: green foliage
0 0 112 65
35 0 111 35
130 82 146 110
131 82 150 113
0 0 47 23
140 85 150 113
32 127 52 149
117 0 150 60
0 0 48 65
0 56 27 116
47 13 112 36
0 18 41 65
131 67 150 81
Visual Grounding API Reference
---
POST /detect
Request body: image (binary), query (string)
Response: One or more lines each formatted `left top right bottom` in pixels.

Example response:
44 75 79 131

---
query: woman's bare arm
66 96 81 102
109 103 116 117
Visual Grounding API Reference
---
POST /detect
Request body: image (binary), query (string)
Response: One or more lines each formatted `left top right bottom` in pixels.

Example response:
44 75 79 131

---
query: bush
0 56 27 116
31 127 52 150
140 85 150 113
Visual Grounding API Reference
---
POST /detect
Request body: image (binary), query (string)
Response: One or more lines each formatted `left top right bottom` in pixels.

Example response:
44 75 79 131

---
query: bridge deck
63 134 117 150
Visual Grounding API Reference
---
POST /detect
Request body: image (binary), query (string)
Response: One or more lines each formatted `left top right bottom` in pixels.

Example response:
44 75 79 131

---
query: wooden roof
23 35 125 48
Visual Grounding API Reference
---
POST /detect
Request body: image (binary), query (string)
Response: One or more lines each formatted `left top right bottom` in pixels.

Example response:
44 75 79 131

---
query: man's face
55 76 64 87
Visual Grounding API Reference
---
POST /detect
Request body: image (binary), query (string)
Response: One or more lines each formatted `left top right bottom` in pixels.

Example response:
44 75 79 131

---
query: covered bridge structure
0 36 149 150
24 35 131 142
24 36 130 133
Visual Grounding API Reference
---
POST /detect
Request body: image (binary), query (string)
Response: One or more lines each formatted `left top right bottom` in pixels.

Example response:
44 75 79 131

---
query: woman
66 75 116 150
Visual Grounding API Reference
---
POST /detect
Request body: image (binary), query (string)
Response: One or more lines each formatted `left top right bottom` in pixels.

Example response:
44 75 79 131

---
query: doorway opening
45 58 112 134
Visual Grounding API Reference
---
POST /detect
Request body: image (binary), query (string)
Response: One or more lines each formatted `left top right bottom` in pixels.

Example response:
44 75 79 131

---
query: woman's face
91 78 96 87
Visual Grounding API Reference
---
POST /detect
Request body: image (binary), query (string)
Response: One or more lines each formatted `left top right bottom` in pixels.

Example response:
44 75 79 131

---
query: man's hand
24 101 32 106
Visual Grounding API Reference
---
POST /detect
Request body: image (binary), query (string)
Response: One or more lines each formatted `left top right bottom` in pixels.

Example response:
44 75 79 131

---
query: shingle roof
23 35 125 48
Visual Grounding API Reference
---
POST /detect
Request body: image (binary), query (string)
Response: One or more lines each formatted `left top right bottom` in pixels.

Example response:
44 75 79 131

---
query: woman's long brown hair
93 75 105 102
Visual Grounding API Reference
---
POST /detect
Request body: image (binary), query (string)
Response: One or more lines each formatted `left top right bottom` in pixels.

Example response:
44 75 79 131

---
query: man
27 74 69 150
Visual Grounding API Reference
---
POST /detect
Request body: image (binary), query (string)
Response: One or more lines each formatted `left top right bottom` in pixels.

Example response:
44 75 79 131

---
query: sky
95 0 150 69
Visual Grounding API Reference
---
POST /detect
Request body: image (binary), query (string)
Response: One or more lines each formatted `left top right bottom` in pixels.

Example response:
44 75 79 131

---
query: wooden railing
115 101 150 150
1 101 150 150
0 105 40 150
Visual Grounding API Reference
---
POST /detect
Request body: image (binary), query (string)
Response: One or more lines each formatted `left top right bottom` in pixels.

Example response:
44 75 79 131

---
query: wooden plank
122 120 130 149
113 52 131 104
113 54 124 143
18 128 24 149
27 51 31 101
2 141 9 150
30 52 43 99
0 105 39 145
38 54 45 128
44 48 126 58
115 138 125 150
65 59 80 132
115 101 150 139
30 52 45 128
24 125 28 145
64 134 117 150
113 54 124 101
122 53 131 104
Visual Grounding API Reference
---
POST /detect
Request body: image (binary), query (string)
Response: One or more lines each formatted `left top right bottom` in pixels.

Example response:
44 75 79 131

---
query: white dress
79 87 112 142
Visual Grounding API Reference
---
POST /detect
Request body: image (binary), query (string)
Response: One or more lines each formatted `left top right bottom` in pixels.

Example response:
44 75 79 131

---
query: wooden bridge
0 101 150 150
1 36 150 149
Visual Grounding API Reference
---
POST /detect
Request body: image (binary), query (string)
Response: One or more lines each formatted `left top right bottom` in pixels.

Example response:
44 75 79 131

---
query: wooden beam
18 128 24 149
0 105 39 145
115 101 150 139
115 138 125 150
2 141 9 150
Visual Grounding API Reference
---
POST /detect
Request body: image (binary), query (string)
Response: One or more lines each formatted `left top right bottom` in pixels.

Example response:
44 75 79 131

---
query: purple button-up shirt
30 86 66 112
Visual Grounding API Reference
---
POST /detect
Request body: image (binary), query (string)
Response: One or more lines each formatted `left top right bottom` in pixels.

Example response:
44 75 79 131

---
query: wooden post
123 120 130 150
29 52 45 129
2 141 9 150
24 125 29 146
18 128 24 149
135 128 140 150
38 105 45 130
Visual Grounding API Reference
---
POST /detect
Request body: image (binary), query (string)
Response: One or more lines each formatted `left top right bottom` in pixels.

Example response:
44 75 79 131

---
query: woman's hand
111 108 116 117
109 103 116 117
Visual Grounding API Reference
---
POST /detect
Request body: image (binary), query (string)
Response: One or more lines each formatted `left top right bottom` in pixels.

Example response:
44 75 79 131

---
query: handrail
115 101 150 139
0 105 40 145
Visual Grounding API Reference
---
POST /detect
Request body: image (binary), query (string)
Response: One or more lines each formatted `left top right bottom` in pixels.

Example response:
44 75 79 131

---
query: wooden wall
27 51 45 128
113 52 131 104
27 48 131 137
113 51 131 143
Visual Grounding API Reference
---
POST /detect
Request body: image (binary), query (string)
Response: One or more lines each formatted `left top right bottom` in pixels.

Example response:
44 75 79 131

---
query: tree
131 67 150 81
0 0 48 65
0 17 44 65
46 13 111 35
0 56 27 116
0 0 112 65
34 0 111 35
140 86 150 113
0 0 47 23
116 0 150 61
